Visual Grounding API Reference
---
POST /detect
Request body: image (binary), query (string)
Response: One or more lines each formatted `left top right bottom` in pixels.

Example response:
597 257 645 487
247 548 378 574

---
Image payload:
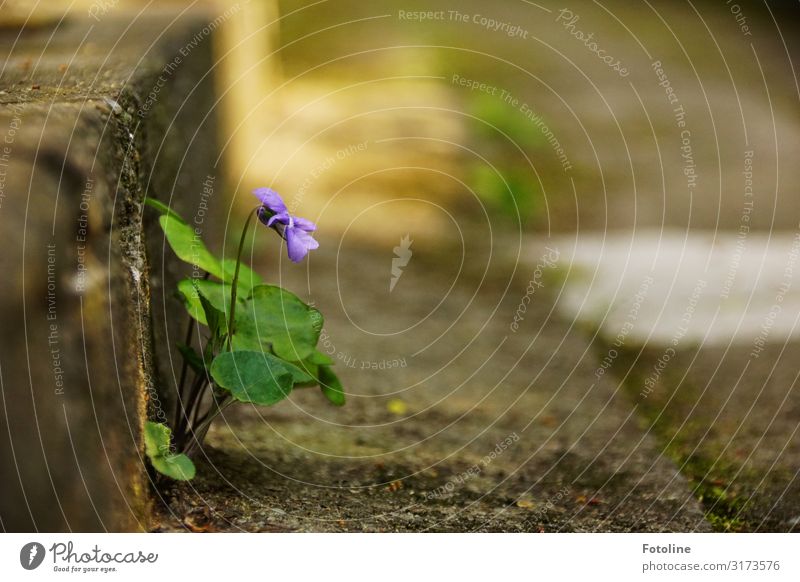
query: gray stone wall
0 9 219 532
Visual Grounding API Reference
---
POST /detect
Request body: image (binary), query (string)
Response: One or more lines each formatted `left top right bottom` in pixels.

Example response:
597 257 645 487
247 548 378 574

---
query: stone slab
0 9 219 531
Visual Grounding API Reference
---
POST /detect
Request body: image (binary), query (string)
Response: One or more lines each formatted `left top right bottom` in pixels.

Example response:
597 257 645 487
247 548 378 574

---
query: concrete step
555 231 800 530
0 9 220 531
156 239 710 532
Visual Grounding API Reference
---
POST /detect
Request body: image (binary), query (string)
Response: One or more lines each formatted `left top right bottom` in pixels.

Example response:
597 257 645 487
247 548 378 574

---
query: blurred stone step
0 9 220 531
553 230 800 530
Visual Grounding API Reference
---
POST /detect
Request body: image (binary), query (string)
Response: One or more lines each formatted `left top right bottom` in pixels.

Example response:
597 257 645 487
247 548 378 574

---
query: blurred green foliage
466 93 545 227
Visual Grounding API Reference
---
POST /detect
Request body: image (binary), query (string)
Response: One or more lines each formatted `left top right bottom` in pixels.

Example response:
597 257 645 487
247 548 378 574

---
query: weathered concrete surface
0 9 219 531
610 343 800 532
155 238 710 532
553 231 800 530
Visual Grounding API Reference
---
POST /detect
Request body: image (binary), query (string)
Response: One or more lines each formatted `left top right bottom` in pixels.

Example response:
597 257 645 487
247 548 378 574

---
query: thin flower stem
226 207 260 351
179 207 259 453
175 372 207 447
190 380 211 429
172 316 194 430
174 273 211 432
183 395 233 457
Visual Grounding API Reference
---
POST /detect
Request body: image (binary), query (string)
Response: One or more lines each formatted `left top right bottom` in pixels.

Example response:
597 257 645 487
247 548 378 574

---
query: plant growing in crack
142 188 344 480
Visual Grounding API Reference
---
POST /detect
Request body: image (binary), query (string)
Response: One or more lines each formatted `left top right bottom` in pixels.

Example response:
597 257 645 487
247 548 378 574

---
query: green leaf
177 279 211 325
288 350 336 388
281 359 316 385
289 362 319 387
143 421 196 481
177 279 240 327
159 214 225 279
233 286 322 360
177 279 228 333
143 420 172 458
210 350 312 406
318 365 345 406
150 453 196 481
221 258 263 292
181 283 323 366
178 279 227 313
307 350 334 366
144 197 185 223
198 286 223 338
309 307 323 337
156 211 263 293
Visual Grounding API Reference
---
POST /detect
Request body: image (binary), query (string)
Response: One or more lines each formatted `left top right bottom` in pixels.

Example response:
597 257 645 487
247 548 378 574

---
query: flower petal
258 206 290 228
252 187 287 214
285 226 319 262
292 216 317 232
267 212 291 227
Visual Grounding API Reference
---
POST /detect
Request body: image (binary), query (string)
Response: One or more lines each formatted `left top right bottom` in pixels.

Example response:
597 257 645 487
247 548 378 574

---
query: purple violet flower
253 188 319 263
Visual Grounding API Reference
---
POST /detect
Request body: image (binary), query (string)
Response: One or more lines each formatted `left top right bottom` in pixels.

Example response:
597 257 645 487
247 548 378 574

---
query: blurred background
7 0 796 235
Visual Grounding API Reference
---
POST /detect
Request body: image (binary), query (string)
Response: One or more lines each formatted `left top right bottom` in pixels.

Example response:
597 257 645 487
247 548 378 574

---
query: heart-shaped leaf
233 286 322 360
210 350 312 406
143 421 196 481
150 453 196 481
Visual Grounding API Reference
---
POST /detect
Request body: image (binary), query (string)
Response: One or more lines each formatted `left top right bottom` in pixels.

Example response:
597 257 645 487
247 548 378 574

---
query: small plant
143 188 344 480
